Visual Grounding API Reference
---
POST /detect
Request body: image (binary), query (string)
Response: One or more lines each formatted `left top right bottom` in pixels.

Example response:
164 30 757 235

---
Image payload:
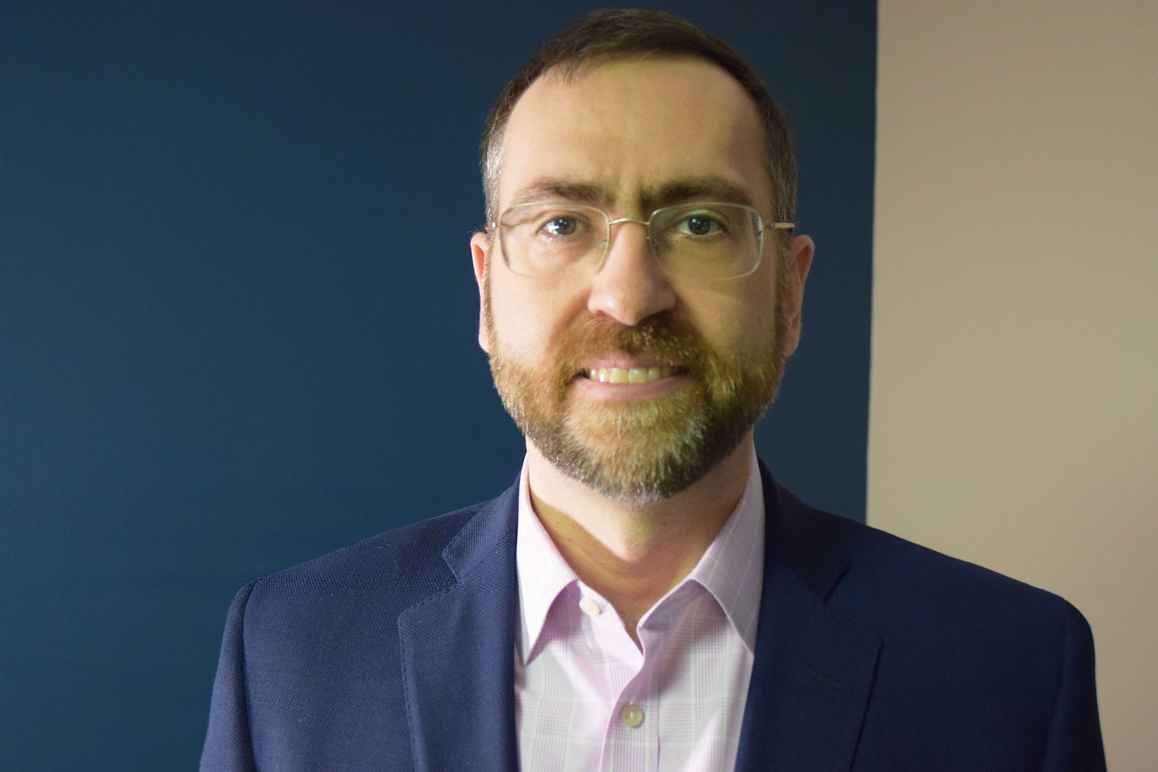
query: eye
542 216 580 237
678 213 724 236
531 209 597 241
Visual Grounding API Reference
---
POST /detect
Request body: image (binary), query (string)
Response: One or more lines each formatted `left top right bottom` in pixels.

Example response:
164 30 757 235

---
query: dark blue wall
0 2 875 767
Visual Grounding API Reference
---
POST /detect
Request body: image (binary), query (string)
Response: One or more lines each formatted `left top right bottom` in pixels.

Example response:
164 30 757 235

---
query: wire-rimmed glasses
490 201 794 281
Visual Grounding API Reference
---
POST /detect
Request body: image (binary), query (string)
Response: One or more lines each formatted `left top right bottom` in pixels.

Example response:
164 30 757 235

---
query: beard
484 272 793 504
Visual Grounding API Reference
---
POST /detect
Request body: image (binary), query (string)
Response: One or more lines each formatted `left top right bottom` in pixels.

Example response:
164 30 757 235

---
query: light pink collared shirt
514 448 765 772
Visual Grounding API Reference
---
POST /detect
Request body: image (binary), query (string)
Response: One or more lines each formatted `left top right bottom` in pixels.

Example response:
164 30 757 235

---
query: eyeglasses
489 201 794 281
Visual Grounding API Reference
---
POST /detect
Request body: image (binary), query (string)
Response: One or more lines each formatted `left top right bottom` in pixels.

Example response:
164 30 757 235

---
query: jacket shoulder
797 499 1092 700
203 500 506 769
243 499 492 611
778 493 1104 767
822 505 1085 626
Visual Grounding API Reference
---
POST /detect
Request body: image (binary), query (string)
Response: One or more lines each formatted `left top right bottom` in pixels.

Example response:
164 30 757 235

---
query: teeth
588 366 674 384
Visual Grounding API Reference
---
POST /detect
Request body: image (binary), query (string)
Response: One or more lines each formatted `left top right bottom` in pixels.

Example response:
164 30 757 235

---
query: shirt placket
585 584 688 772
573 582 659 772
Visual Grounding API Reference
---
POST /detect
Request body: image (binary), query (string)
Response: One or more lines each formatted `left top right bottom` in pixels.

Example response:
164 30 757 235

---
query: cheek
682 290 773 355
488 278 568 358
734 275 781 348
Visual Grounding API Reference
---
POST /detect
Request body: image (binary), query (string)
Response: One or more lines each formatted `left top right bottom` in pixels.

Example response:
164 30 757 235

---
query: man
201 9 1106 771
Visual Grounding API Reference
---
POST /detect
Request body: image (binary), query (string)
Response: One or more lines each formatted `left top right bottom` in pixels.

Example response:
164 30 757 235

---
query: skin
469 57 814 643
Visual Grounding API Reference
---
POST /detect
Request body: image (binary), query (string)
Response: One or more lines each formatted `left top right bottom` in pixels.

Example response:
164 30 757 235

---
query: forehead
498 57 772 213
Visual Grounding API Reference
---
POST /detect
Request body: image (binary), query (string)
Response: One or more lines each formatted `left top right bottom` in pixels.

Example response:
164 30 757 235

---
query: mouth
574 365 690 384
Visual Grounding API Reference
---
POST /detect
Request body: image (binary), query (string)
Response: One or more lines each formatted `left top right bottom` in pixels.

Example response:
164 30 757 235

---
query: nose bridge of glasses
598 215 657 269
607 214 657 246
606 215 652 239
606 215 650 227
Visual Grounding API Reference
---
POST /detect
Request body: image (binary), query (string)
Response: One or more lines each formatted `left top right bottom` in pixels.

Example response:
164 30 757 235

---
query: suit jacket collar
733 462 881 772
397 481 521 772
398 462 881 772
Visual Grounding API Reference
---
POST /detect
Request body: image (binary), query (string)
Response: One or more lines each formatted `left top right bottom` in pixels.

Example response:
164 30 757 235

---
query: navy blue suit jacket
201 463 1106 770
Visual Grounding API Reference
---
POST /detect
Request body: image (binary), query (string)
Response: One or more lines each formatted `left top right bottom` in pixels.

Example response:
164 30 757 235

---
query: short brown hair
479 9 798 228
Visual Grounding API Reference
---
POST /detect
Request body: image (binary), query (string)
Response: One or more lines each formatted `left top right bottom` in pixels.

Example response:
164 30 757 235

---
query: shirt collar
682 446 765 654
514 458 579 665
514 446 765 663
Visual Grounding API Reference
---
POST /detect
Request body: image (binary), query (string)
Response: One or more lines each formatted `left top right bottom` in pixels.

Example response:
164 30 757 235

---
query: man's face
471 58 812 503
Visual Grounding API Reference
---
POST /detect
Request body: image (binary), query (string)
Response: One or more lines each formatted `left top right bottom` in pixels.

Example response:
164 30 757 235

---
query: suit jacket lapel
735 464 882 772
398 483 521 772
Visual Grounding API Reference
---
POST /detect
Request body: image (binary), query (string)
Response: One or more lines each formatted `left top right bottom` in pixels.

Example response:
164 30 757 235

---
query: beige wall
872 2 1157 768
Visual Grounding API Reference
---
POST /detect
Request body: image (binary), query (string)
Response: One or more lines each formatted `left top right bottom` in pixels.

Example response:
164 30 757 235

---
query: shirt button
620 703 645 728
578 595 602 617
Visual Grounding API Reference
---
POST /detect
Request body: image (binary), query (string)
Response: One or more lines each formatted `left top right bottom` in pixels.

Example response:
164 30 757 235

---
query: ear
470 230 492 354
781 234 815 358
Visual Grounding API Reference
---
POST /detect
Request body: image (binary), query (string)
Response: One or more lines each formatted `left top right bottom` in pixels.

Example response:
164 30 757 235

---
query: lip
571 370 693 401
571 362 690 382
580 358 680 371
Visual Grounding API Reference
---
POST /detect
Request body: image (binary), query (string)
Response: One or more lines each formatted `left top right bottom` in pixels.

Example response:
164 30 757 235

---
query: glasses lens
650 203 763 280
499 204 605 277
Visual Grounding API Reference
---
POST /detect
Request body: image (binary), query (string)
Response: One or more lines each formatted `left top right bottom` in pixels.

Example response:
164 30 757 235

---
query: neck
525 435 754 636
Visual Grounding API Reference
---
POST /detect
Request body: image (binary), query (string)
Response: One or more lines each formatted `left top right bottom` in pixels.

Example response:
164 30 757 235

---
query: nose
586 218 678 326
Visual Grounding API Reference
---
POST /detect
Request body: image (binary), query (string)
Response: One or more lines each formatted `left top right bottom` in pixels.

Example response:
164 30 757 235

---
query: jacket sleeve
1041 601 1107 772
200 581 259 772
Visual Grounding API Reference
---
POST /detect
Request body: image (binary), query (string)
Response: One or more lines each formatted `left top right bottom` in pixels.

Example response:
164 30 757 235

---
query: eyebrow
507 174 758 213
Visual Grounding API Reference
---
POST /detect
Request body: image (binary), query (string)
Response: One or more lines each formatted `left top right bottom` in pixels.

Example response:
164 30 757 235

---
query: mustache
556 313 710 376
